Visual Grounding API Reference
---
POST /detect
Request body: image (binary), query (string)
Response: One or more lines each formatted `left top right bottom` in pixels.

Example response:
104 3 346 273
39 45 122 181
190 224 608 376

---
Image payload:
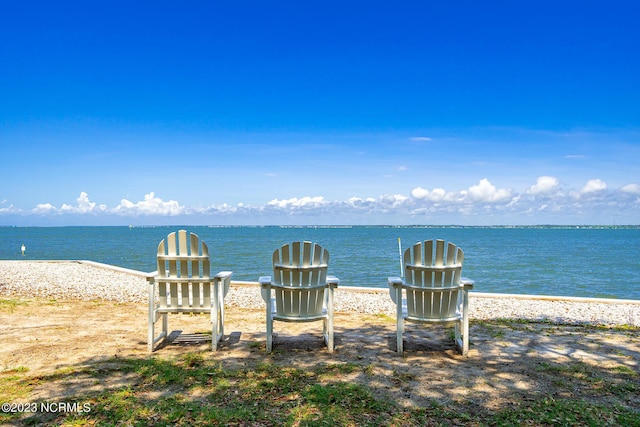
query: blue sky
1 1 639 226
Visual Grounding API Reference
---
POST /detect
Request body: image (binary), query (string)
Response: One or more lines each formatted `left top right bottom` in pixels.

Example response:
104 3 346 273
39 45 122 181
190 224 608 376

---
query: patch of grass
613 365 638 377
493 396 638 427
539 360 640 400
540 361 603 384
183 352 206 368
1 366 29 374
373 312 394 322
0 298 27 313
247 340 262 349
608 323 640 333
296 381 391 425
320 362 360 375
4 351 640 426
391 369 416 383
363 363 376 376
0 365 40 418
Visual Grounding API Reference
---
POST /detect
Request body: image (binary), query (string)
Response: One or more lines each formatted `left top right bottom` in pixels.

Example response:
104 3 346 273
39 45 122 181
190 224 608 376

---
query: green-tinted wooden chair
388 240 474 355
260 241 339 352
147 230 232 352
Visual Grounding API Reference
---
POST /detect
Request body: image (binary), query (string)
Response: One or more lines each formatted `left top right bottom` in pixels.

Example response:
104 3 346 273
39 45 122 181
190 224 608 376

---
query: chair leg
148 312 154 353
461 290 470 356
161 313 168 338
324 317 334 353
266 305 273 353
397 319 404 354
219 297 225 342
148 284 157 353
211 283 219 351
211 308 218 351
322 318 327 345
212 286 225 351
149 311 168 353
326 286 334 353
461 313 469 356
396 291 404 354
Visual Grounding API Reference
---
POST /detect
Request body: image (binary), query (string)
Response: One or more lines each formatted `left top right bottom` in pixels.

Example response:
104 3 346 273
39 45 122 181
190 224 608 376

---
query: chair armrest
259 276 272 287
259 276 272 303
388 277 403 305
214 271 233 298
461 277 475 290
388 277 403 287
327 275 339 287
145 271 157 283
214 271 233 280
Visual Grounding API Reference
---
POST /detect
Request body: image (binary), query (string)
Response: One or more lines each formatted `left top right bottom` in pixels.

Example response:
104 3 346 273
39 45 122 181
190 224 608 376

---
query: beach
1 260 639 327
2 260 640 425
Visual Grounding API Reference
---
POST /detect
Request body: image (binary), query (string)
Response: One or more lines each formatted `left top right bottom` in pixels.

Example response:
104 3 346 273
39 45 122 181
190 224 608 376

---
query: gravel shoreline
1 260 639 327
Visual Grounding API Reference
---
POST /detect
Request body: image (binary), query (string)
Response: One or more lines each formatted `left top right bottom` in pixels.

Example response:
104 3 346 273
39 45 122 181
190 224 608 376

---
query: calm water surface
1 226 639 300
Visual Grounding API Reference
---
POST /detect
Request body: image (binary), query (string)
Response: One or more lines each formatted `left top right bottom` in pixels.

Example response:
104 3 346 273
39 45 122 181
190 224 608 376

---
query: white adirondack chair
260 241 339 352
147 230 232 352
388 240 474 355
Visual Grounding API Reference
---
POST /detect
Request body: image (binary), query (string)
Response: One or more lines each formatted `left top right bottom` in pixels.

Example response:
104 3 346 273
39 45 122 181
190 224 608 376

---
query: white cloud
506 194 521 208
0 199 19 214
527 176 560 195
346 197 377 209
32 203 57 214
6 177 640 225
378 194 409 208
113 192 184 216
60 192 107 214
621 183 640 194
412 180 512 206
411 187 429 199
411 187 447 201
580 179 607 194
466 179 512 202
266 196 327 210
409 137 432 141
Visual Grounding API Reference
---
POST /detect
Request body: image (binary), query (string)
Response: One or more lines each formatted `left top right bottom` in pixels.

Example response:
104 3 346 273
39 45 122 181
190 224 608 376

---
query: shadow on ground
1 299 639 425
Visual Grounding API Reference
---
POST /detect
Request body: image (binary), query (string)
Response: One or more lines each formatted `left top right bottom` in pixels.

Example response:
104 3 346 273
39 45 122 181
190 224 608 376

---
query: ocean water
1 225 639 300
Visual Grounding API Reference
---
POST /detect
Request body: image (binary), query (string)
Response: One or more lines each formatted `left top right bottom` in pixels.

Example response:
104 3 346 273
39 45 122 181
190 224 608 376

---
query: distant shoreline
2 224 640 229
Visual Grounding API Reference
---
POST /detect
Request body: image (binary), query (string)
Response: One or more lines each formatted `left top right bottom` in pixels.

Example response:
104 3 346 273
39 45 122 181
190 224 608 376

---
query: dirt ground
2 297 640 411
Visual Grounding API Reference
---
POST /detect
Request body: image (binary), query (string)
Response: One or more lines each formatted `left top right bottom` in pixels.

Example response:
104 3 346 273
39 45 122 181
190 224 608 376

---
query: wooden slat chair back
389 240 474 355
272 241 329 318
156 230 213 312
260 241 339 352
147 230 232 352
403 239 464 321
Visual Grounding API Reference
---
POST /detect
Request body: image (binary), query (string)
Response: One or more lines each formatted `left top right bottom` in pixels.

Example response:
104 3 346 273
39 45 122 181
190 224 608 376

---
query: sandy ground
2 296 639 413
